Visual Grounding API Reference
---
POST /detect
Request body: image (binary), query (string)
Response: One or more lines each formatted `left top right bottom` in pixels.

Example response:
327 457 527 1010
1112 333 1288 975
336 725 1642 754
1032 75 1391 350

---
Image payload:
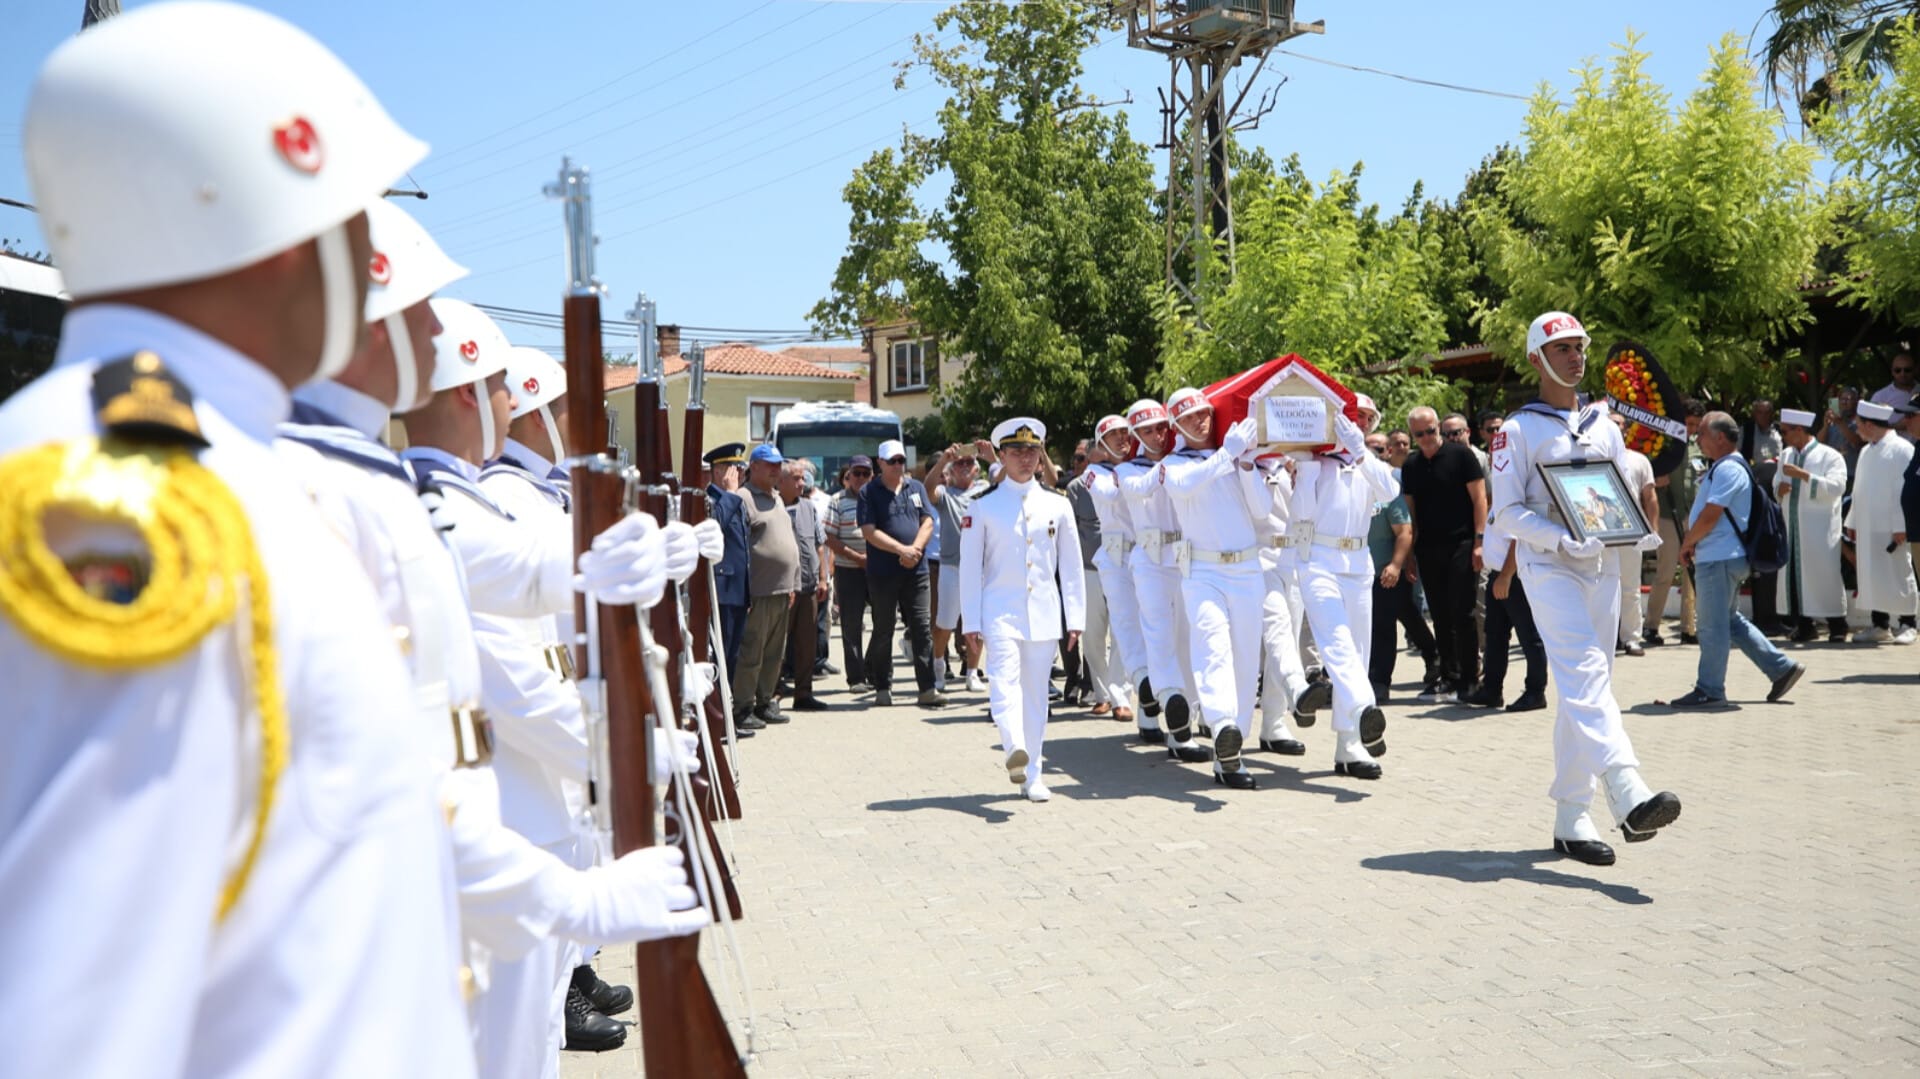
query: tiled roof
605 365 639 390
660 342 859 380
779 345 868 369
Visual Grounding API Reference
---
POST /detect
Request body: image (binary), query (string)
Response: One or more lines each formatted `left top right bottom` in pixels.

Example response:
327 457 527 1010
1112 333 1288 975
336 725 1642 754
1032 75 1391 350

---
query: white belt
1188 545 1259 565
1312 535 1366 552
1101 533 1134 559
1138 527 1180 561
451 706 495 769
1270 534 1301 549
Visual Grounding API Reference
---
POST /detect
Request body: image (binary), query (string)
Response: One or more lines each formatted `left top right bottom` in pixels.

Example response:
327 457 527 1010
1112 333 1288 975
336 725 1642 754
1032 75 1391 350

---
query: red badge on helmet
459 340 479 363
368 252 392 285
523 377 540 395
273 117 324 174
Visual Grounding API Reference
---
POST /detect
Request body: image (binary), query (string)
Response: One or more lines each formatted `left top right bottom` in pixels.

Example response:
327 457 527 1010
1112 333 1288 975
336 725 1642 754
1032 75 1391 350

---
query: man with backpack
1668 411 1806 709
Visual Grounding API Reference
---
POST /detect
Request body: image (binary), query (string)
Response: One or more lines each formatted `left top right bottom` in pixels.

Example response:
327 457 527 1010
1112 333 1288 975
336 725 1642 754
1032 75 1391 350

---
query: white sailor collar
54 303 289 445
404 444 481 482
294 379 391 440
497 437 557 476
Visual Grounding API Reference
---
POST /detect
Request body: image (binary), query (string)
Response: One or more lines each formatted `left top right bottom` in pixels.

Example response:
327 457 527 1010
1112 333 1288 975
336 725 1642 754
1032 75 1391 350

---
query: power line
1274 48 1533 102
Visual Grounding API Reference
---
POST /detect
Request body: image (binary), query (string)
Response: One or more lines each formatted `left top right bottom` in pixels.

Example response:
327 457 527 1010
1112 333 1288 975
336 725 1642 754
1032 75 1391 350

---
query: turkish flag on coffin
1202 353 1361 454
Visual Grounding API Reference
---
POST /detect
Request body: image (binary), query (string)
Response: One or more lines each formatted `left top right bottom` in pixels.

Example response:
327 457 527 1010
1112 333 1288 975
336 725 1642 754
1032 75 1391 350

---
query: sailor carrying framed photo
1537 459 1651 546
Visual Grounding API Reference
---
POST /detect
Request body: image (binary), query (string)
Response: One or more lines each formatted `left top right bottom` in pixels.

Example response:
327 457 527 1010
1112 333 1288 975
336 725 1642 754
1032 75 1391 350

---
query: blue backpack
1707 456 1788 575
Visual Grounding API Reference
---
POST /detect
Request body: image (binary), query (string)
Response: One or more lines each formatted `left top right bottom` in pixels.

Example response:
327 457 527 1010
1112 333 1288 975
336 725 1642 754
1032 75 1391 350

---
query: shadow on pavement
1815 672 1915 686
1360 849 1653 905
866 792 1023 825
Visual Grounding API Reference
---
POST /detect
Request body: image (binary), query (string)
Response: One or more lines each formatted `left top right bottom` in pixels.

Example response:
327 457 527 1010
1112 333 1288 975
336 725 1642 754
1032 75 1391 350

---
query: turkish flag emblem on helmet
1541 314 1582 339
368 252 392 285
272 117 324 174
459 340 479 363
523 377 540 395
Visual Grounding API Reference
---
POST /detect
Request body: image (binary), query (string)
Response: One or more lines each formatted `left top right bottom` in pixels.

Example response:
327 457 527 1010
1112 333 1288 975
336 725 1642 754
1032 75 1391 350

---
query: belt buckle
451 706 494 769
1221 549 1242 564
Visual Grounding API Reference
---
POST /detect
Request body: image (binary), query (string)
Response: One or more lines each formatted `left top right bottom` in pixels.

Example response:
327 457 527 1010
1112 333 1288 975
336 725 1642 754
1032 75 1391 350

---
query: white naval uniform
1163 445 1267 739
1117 453 1194 716
1774 439 1849 618
402 444 587 1079
1253 459 1311 734
1489 400 1641 806
1085 462 1149 706
960 477 1086 785
1846 431 1919 618
1288 448 1398 733
0 306 473 1078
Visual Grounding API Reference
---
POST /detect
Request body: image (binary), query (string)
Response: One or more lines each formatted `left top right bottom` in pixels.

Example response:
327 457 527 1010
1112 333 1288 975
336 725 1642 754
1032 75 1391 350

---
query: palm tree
1755 1 1920 119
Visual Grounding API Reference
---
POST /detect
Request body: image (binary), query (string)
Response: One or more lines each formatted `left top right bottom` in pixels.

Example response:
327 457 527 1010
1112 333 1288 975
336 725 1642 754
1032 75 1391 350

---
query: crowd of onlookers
704 346 1920 727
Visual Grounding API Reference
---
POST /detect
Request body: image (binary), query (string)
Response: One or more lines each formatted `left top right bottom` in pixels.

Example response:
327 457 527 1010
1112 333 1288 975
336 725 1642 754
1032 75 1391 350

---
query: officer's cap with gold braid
703 442 747 467
992 417 1047 449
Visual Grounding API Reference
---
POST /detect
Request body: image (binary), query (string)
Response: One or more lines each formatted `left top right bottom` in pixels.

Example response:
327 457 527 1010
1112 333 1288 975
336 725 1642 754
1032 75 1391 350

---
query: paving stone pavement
563 626 1920 1078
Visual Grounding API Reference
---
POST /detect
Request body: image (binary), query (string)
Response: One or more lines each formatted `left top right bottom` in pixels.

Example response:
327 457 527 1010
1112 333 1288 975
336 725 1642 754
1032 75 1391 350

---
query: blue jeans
1693 557 1796 699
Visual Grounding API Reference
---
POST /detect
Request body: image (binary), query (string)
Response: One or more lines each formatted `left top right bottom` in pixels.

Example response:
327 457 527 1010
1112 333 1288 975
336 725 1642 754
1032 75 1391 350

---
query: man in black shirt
858 438 945 708
1401 405 1489 702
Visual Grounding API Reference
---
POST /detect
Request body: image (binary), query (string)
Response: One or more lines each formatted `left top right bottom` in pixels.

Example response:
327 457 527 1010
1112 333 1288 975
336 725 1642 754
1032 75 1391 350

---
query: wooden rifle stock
677 348 743 821
553 161 745 1077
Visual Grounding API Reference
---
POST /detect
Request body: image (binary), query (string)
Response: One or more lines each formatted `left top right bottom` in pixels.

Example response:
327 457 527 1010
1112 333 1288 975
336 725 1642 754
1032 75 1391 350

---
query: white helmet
504 346 569 466
366 200 468 412
428 299 512 457
24 1 428 381
1526 311 1590 389
1354 392 1380 434
1167 386 1211 421
1125 398 1168 431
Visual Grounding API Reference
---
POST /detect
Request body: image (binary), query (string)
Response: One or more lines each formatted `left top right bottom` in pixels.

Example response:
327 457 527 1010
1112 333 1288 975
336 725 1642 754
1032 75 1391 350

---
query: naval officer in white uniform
960 418 1087 802
1489 311 1680 866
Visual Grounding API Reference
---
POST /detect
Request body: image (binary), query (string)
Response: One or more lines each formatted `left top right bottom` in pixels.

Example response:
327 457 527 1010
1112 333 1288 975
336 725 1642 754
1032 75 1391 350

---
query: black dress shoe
1553 837 1616 866
1358 705 1386 750
572 964 632 1017
1463 688 1504 709
563 986 627 1051
1789 624 1819 644
1767 662 1806 703
1293 680 1331 725
1137 727 1167 745
1334 758 1382 780
1679 632 1699 645
1259 737 1307 755
1214 767 1257 789
1505 692 1548 713
1163 694 1193 741
1167 738 1212 763
1621 791 1681 843
1138 677 1160 718
1641 629 1666 647
790 697 830 712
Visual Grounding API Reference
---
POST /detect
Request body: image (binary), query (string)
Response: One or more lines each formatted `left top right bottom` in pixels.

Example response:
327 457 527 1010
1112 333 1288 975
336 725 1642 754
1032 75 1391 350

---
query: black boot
572 963 632 1017
563 985 627 1052
1138 677 1160 718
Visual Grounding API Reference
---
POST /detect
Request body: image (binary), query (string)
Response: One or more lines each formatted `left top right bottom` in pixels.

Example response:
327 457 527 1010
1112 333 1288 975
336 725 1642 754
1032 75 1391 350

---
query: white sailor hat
1857 400 1896 424
1167 387 1211 421
1779 407 1816 428
1126 398 1169 430
993 417 1047 448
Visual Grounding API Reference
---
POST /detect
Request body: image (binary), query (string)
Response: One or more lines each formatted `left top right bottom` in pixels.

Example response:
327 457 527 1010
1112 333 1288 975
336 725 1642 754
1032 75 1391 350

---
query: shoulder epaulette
91 351 208 449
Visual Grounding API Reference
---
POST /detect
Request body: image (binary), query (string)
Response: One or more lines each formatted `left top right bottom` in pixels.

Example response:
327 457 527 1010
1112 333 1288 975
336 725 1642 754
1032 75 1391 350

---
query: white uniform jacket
1489 400 1626 573
960 477 1087 642
1117 453 1184 566
1163 444 1266 556
402 445 575 621
0 306 473 1078
1288 449 1399 575
1084 461 1138 572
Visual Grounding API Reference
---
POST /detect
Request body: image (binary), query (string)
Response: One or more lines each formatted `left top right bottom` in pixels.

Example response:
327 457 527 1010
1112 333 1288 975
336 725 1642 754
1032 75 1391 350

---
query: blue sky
1 0 1775 352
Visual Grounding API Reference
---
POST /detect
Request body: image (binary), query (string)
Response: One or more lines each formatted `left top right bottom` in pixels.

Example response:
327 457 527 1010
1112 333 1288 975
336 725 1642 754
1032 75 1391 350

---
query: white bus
769 401 905 484
0 252 65 403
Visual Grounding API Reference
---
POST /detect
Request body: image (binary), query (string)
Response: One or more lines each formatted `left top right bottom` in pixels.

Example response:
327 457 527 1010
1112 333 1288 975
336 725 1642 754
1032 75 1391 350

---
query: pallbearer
1084 414 1149 728
961 418 1087 802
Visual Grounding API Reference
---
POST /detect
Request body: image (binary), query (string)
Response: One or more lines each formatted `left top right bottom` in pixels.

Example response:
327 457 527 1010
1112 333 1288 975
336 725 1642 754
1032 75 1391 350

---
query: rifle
678 341 744 820
550 159 747 1077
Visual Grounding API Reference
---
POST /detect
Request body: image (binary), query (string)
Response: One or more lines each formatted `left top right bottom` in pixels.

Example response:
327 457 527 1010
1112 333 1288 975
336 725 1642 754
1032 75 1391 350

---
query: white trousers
1610 547 1643 645
1080 569 1127 707
1130 555 1191 703
1259 554 1310 725
473 833 578 1079
1095 556 1148 688
1518 556 1640 805
1182 562 1265 737
1295 560 1375 732
987 634 1055 784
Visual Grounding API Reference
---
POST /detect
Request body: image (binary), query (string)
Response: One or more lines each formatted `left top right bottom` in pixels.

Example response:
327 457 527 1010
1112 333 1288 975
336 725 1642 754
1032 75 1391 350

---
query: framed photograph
1537 459 1650 546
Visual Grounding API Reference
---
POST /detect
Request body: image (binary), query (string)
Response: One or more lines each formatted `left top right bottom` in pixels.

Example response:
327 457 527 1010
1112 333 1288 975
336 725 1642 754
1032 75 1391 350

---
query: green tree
1817 17 1920 322
811 0 1162 450
1156 156 1449 393
1475 34 1829 401
1756 0 1920 118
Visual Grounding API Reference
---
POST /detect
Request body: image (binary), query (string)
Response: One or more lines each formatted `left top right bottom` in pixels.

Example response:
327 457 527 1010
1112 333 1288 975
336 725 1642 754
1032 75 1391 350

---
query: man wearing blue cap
731 443 801 727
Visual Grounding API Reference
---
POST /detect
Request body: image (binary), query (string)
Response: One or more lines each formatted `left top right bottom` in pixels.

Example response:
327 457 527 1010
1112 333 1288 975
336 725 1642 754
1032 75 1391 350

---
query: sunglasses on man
884 456 907 466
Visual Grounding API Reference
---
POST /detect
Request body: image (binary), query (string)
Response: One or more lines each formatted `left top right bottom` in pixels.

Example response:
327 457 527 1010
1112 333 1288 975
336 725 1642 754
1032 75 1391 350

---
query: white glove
1559 534 1605 560
661 520 700 584
1221 417 1258 459
1634 530 1664 553
1334 414 1367 456
555 845 708 946
649 726 702 785
574 512 667 607
693 517 724 561
682 660 716 714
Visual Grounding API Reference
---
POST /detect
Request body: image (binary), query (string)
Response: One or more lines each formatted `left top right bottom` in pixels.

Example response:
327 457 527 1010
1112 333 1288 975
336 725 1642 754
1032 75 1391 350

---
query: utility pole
1121 1 1323 308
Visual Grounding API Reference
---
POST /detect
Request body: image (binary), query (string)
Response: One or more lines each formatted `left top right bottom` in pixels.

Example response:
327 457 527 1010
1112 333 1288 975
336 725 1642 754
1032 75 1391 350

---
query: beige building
862 317 965 423
603 342 859 470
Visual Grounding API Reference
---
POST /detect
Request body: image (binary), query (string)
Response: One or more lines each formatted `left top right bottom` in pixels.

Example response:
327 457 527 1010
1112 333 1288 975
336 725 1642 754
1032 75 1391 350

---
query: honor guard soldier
1161 389 1268 788
961 418 1087 801
1250 425 1331 756
704 442 754 685
0 5 477 1074
1489 312 1680 866
1117 400 1211 763
1287 397 1396 779
1085 414 1150 729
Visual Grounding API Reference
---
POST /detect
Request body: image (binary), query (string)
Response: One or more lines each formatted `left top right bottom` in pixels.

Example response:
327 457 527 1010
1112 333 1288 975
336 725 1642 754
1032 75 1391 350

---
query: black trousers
834 565 869 685
867 571 935 693
1482 575 1547 699
1371 575 1439 691
1414 539 1480 692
